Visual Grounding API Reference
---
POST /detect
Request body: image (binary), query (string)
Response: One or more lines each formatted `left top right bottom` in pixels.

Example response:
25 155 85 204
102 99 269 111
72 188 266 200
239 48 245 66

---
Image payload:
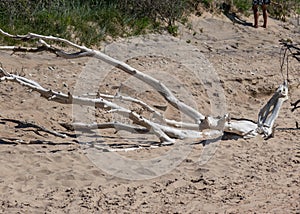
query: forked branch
257 81 289 138
0 29 290 142
0 67 224 143
0 29 205 123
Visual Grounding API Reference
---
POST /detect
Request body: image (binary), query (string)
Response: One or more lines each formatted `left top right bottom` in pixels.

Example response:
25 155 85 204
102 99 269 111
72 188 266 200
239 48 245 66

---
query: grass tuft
0 0 299 45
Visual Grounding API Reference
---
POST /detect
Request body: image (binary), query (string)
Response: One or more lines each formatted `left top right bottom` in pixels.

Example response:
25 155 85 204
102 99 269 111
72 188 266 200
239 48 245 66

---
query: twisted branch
0 29 205 123
0 29 290 143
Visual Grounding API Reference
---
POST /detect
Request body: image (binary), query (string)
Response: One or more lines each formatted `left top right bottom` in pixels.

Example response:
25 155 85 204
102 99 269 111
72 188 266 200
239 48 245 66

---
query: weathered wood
0 29 290 143
257 81 289 138
0 29 205 124
0 67 222 142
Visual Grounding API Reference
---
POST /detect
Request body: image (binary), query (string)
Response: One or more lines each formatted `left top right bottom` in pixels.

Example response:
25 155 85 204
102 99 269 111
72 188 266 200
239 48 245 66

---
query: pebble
48 66 55 71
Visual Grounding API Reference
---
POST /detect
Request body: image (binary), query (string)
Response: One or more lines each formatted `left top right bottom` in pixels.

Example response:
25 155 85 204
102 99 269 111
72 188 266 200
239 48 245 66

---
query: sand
0 12 299 213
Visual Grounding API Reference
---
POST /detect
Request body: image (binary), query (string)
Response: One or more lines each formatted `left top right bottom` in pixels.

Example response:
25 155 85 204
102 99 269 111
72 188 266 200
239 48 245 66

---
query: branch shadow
221 3 253 27
0 118 76 138
0 118 164 150
291 100 300 112
277 127 300 131
0 137 75 146
0 138 18 145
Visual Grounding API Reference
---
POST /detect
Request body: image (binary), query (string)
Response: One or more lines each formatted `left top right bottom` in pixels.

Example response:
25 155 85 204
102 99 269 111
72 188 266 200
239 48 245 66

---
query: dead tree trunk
0 29 289 143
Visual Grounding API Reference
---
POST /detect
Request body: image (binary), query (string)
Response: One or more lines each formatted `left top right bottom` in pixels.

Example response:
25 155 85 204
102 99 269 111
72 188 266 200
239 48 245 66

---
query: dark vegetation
0 0 299 46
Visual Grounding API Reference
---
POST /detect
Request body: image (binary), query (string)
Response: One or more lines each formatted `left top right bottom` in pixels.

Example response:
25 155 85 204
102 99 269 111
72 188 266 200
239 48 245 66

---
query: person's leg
262 4 268 28
252 5 259 28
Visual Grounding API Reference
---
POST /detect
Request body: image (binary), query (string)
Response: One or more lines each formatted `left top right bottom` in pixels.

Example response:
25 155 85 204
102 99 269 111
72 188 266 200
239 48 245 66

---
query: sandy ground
0 12 300 213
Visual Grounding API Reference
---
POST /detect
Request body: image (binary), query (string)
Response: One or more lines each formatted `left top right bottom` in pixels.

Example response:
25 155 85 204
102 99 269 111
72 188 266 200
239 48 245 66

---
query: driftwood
280 41 300 129
257 81 289 138
0 29 289 143
280 41 300 63
291 99 300 129
0 66 221 143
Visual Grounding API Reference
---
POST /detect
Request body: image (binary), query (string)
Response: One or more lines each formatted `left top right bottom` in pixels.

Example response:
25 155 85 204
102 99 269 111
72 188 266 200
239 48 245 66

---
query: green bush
268 0 300 21
0 0 298 46
232 0 251 13
0 0 192 45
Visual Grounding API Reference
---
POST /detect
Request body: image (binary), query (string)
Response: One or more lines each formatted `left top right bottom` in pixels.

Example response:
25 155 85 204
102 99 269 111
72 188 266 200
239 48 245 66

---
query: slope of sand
0 13 299 213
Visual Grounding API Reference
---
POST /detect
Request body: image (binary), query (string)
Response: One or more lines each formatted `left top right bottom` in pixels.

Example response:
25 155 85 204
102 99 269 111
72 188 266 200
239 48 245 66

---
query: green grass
0 1 132 46
0 0 189 46
0 0 299 46
232 0 251 13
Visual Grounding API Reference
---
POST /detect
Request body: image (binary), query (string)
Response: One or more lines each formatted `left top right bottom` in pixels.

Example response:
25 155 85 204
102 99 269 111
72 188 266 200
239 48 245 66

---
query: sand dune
0 13 299 213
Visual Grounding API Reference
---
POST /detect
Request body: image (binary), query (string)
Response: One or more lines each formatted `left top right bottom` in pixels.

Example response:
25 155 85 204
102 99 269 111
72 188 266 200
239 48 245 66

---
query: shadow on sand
221 3 253 27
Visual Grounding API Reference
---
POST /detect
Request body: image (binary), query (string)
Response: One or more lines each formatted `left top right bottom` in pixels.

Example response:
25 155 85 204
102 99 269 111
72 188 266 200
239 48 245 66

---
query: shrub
0 0 298 45
0 0 192 44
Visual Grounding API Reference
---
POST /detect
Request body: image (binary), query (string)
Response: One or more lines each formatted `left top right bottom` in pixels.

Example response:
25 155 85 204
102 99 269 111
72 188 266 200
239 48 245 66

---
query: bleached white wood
0 67 221 142
224 119 258 138
257 81 289 138
0 29 205 123
0 29 289 143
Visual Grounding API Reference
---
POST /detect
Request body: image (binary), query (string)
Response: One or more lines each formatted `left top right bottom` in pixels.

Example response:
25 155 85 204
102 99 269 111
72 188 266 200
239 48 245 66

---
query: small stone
48 66 55 71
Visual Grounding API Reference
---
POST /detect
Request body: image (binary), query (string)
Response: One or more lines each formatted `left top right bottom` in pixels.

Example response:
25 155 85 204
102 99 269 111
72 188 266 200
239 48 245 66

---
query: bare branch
0 29 86 50
0 29 290 142
0 67 218 143
257 81 289 138
0 29 205 124
60 122 149 134
224 119 257 138
86 92 205 130
0 45 54 53
280 41 300 62
0 67 174 142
